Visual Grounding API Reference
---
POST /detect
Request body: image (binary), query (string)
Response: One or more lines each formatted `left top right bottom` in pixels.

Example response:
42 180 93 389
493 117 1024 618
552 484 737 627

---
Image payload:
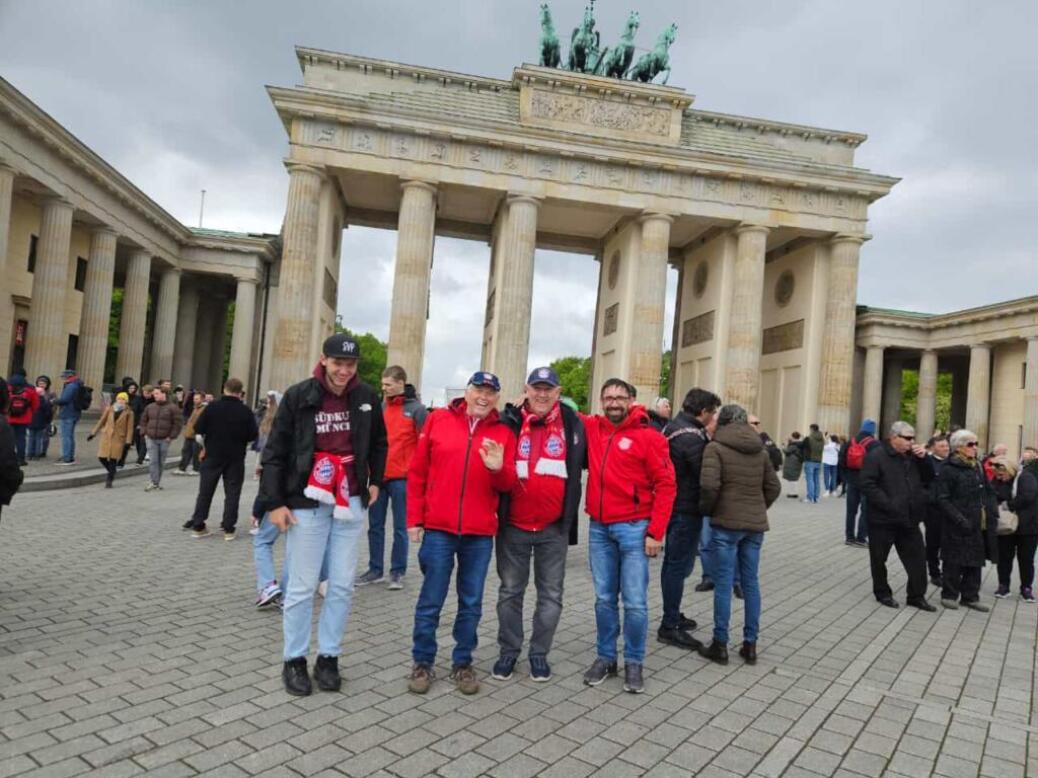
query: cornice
856 295 1038 332
687 110 866 148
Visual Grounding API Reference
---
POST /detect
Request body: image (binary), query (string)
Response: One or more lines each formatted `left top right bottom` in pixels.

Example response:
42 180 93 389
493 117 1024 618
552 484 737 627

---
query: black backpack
74 384 93 411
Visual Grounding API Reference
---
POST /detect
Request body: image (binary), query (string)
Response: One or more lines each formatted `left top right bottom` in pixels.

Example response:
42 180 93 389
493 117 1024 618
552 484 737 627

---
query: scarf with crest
516 402 567 480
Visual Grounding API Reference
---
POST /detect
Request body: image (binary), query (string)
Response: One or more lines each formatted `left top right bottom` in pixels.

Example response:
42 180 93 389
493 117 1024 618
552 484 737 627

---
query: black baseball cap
526 367 561 387
468 371 501 391
322 333 361 360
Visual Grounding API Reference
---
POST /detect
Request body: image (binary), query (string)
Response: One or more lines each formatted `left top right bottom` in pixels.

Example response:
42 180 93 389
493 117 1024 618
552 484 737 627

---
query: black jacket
935 455 998 566
0 417 23 508
1010 463 1038 536
195 395 259 464
259 376 387 511
925 454 949 524
662 411 709 516
860 441 933 527
497 402 587 546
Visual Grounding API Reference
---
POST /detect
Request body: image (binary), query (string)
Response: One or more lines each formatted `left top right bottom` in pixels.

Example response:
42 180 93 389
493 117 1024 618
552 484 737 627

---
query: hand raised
478 438 504 472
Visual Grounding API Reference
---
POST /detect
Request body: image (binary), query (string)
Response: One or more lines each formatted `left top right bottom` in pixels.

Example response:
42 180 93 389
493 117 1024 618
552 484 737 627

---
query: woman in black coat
0 378 25 522
1001 457 1038 602
935 429 998 611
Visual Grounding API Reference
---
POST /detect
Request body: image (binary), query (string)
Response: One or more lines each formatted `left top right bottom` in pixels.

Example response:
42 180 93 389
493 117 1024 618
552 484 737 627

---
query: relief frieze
527 89 672 138
762 319 805 355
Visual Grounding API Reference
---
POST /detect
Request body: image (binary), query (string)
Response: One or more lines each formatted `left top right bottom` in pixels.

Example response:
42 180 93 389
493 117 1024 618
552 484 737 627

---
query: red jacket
583 404 676 540
7 385 40 426
407 399 518 536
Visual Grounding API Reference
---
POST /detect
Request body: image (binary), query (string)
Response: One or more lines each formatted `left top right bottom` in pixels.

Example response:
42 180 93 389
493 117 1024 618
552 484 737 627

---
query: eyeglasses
897 435 915 442
749 420 761 427
964 441 979 448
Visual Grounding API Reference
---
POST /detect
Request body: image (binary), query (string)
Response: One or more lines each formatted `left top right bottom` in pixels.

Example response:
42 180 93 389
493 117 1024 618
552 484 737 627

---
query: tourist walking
261 333 387 696
841 419 878 546
803 424 824 503
27 376 54 460
0 378 25 523
119 380 145 466
823 435 840 496
657 387 719 652
88 392 135 488
53 369 86 464
923 435 950 585
138 386 182 491
185 378 258 539
860 421 936 611
696 404 781 665
492 367 586 683
356 366 427 589
935 429 997 611
6 372 39 466
174 392 205 475
406 372 516 696
582 378 676 694
998 455 1038 602
781 432 805 499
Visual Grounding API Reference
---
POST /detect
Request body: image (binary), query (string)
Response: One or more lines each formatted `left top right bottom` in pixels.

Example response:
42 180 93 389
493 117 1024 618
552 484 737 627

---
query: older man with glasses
859 421 936 611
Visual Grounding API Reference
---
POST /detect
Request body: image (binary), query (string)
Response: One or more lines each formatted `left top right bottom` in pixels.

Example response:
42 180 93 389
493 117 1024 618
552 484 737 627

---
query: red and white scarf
516 403 567 480
304 451 357 519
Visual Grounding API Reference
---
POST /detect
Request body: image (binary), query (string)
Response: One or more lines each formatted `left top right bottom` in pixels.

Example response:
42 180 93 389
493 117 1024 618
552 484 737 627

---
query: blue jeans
412 530 494 667
589 519 650 664
366 478 408 576
282 499 365 660
804 461 821 502
11 424 27 462
708 527 764 645
700 518 741 588
59 417 77 461
823 464 838 493
660 513 701 628
28 427 48 457
254 514 328 593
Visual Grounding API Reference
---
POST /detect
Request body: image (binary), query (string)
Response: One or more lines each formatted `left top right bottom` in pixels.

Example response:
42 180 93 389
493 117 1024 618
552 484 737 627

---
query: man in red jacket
582 377 676 694
406 372 517 696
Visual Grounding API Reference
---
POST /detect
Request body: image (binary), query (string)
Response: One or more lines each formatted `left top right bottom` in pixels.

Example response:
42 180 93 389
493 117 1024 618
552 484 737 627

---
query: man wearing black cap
260 333 387 696
491 367 586 683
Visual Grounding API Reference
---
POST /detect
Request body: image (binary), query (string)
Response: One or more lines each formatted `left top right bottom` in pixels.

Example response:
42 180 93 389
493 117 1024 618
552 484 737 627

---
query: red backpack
846 435 874 470
8 390 31 418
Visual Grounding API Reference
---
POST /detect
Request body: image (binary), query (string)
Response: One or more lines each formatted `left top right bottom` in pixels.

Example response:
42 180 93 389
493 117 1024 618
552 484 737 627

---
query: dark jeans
869 523 927 602
366 478 408 576
660 512 702 628
996 534 1038 589
178 438 201 472
923 513 942 579
942 562 981 603
11 424 27 463
412 530 493 667
190 457 246 533
118 429 143 466
845 481 868 542
495 522 568 659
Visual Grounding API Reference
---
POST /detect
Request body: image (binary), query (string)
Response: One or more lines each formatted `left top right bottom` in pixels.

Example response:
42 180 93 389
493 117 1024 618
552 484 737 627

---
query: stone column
965 343 992 449
861 345 884 425
115 249 152 382
25 197 74 378
77 228 118 403
269 163 323 391
172 282 200 388
229 278 258 390
916 349 939 441
208 299 229 393
1023 338 1038 448
817 235 865 436
881 358 903 433
148 267 180 383
491 194 540 400
386 180 437 388
0 164 15 373
628 213 673 401
724 224 770 411
191 297 215 391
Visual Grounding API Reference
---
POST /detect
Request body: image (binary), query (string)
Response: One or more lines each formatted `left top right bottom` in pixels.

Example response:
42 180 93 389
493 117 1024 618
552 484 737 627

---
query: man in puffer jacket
138 386 182 491
406 372 517 696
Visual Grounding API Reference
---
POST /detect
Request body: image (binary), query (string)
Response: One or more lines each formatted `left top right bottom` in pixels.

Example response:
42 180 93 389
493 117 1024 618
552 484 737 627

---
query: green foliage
899 369 953 433
104 288 123 385
549 355 592 412
222 302 235 386
334 317 387 388
659 350 672 402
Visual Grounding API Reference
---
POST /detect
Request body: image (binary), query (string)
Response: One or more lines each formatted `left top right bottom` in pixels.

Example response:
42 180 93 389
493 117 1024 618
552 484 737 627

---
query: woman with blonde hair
88 392 135 488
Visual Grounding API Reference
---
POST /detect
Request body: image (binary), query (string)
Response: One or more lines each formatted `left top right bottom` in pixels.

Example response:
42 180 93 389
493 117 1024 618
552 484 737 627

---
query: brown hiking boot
449 664 480 695
407 664 434 694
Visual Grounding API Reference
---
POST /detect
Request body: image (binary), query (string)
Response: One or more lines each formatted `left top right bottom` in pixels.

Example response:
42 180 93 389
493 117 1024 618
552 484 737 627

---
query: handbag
997 475 1020 535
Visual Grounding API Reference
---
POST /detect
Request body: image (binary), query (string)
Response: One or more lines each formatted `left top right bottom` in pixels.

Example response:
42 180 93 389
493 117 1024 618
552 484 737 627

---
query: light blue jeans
804 461 821 503
708 527 764 645
282 499 365 660
59 417 77 461
254 513 328 594
589 519 650 664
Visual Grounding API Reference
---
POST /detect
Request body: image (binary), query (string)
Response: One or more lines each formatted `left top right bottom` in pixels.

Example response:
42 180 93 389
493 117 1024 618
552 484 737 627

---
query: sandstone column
229 277 258 390
965 343 992 449
208 298 229 393
24 197 74 378
881 358 903 433
115 249 152 382
172 282 200 388
0 164 15 372
491 194 540 400
148 267 180 382
269 163 323 391
191 297 215 391
817 235 865 436
387 180 437 388
1023 337 1038 448
916 349 939 441
628 213 673 402
77 228 118 402
861 345 885 426
724 224 770 411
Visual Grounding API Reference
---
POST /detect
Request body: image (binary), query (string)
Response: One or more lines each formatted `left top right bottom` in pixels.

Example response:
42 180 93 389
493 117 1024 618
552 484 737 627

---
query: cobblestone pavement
1 478 1036 777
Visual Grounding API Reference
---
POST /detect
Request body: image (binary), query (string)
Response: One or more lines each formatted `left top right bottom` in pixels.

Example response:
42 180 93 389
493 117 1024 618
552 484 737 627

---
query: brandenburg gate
265 45 896 435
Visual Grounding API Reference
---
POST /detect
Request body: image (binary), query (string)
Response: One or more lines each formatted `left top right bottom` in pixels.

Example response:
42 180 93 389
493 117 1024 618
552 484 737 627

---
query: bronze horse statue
538 3 561 68
628 22 677 84
568 2 600 73
602 11 639 79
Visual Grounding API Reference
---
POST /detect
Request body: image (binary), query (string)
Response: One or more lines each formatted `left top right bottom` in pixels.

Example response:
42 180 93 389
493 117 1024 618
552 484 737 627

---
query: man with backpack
53 369 90 464
841 419 878 547
6 372 39 466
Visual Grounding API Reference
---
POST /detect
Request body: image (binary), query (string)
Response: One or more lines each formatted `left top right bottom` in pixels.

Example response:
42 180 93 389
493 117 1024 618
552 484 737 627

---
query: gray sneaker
355 570 384 586
623 663 644 694
387 572 404 590
582 658 618 686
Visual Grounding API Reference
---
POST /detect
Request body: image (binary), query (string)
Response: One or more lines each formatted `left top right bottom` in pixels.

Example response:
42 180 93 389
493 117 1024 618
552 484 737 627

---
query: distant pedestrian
647 397 671 433
923 434 950 585
119 380 145 467
6 372 39 466
138 386 182 491
252 391 280 464
27 376 54 460
88 392 135 488
999 455 1038 602
0 378 25 523
822 434 840 496
781 432 805 499
803 424 824 503
53 369 86 464
841 419 878 546
174 392 205 475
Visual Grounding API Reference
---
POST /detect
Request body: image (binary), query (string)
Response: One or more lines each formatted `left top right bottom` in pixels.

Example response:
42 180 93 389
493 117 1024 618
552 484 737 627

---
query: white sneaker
256 581 282 608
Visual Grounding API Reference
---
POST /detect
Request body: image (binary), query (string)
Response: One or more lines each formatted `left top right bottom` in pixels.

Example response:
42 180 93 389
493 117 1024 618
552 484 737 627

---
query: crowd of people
2 337 1037 701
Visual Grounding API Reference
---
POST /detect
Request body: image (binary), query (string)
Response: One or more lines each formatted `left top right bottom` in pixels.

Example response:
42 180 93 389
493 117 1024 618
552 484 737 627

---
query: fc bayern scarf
516 402 567 480
304 451 357 519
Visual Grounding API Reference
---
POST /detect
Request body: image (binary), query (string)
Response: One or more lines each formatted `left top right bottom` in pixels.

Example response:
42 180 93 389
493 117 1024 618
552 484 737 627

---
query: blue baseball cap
468 371 501 391
526 367 561 387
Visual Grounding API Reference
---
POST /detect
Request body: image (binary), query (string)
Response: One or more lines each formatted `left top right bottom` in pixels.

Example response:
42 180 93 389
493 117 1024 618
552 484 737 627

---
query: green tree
549 355 591 411
104 288 123 385
659 350 672 402
334 317 387 388
899 369 953 433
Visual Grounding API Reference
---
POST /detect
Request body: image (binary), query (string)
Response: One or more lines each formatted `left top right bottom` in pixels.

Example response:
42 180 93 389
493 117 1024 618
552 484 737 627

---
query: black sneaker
491 655 517 680
697 639 729 665
182 519 195 531
678 613 697 631
623 663 644 694
282 657 312 696
529 656 552 682
930 575 943 588
694 580 715 593
582 658 618 686
313 655 341 691
657 625 702 650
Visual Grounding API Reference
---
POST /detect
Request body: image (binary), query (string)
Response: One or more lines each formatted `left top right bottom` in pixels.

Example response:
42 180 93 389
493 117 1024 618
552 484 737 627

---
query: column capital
733 223 769 237
41 194 74 210
969 342 993 352
0 161 17 176
638 211 675 225
284 161 325 178
830 232 870 246
400 179 438 196
162 266 182 276
90 225 119 239
234 276 260 286
505 193 542 209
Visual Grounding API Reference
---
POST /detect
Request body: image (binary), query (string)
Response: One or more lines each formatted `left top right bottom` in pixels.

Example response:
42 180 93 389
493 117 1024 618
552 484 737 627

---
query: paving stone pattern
1 480 1036 777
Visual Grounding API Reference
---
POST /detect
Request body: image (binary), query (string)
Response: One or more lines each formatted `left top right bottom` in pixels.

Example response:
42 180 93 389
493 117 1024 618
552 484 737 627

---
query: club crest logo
518 437 532 458
313 457 335 485
618 437 633 451
538 368 550 379
342 340 356 354
545 434 564 456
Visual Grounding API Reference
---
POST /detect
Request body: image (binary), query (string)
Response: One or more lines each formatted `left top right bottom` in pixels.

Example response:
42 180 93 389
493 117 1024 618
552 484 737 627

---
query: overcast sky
2 1 1035 400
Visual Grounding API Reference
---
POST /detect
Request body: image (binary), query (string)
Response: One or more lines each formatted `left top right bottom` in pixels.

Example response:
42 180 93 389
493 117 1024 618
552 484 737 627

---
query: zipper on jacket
598 430 618 520
457 419 477 533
